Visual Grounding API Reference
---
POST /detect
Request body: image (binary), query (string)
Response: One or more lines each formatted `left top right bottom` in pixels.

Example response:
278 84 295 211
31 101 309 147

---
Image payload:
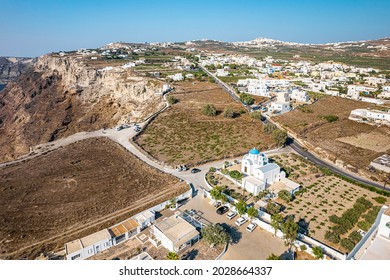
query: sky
0 0 389 57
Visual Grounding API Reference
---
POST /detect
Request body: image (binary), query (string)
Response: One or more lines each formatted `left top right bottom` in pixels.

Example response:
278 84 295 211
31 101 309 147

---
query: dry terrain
0 137 187 259
271 153 389 253
135 81 275 166
273 96 390 178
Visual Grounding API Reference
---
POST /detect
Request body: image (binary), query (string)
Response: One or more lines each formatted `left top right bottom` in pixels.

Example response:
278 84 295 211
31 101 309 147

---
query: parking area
180 192 289 260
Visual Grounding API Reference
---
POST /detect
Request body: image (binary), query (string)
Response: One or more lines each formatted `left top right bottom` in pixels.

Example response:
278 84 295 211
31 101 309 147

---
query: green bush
240 93 254 105
251 111 263 120
373 196 386 204
278 190 292 202
223 106 235 118
340 238 355 251
263 123 277 134
319 115 339 122
349 231 362 244
202 104 217 116
166 95 178 105
357 220 370 231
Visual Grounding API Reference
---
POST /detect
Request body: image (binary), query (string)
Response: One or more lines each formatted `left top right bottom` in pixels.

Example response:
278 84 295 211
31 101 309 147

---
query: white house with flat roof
150 214 199 252
290 89 310 103
349 109 390 126
65 229 113 260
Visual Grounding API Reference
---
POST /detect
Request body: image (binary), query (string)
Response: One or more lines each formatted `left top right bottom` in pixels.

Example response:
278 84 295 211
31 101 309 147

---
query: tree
272 129 288 147
281 217 299 250
201 224 230 247
312 246 324 260
278 190 292 202
166 95 178 105
240 93 254 105
202 104 217 116
267 253 281 260
266 202 281 215
169 197 177 207
235 199 247 216
263 123 277 134
251 111 263 121
271 214 283 236
247 207 258 220
166 252 179 260
210 186 223 202
223 106 235 118
209 167 216 172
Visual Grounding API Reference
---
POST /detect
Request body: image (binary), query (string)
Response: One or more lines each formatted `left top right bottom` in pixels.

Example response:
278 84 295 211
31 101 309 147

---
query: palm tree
166 252 179 260
247 207 258 221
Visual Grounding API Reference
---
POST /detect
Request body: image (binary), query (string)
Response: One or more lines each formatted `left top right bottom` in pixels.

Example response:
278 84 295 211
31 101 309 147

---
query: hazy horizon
1 0 389 57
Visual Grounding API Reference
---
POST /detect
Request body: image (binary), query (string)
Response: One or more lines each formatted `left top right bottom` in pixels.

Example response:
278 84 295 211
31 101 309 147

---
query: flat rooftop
360 236 390 260
80 229 112 248
243 175 265 186
154 215 198 243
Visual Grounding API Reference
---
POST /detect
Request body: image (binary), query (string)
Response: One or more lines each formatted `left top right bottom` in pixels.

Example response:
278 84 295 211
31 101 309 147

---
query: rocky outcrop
0 54 165 162
0 57 35 84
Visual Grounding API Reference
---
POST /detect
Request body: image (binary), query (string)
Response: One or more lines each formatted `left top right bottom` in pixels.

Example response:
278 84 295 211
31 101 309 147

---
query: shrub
373 196 386 204
349 231 362 244
251 111 263 120
320 115 339 122
240 93 254 105
263 123 277 134
166 95 178 105
202 104 217 116
209 167 216 172
278 190 292 202
340 238 355 251
357 220 370 231
229 170 243 180
223 106 235 118
300 244 307 251
325 231 340 244
312 246 324 259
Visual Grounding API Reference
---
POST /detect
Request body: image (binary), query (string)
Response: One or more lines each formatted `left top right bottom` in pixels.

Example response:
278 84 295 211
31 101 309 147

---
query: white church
241 148 300 196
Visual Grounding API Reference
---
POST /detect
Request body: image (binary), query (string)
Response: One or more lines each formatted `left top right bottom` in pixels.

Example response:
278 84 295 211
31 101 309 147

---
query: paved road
289 140 389 191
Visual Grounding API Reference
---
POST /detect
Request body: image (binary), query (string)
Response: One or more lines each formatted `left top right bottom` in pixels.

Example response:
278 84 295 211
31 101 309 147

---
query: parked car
226 211 237 220
246 222 257 232
235 216 248 226
191 168 201 173
216 206 229 215
214 201 222 208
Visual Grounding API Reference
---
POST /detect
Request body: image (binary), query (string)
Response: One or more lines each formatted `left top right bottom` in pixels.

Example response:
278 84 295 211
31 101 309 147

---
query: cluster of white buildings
349 108 390 126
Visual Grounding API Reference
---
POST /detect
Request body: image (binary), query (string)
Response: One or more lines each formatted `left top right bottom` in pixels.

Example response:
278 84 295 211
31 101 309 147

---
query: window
71 254 81 260
87 249 93 254
104 242 109 247
386 222 390 229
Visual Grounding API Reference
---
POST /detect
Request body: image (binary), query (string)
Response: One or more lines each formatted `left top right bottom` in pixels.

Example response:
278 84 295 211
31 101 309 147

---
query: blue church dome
249 148 260 155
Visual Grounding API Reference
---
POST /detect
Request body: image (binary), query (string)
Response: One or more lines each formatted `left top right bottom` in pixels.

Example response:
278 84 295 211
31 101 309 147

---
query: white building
65 229 113 260
109 219 141 245
248 80 269 97
240 148 299 196
370 154 390 173
150 214 199 252
134 210 156 230
167 73 184 81
349 109 390 126
215 69 230 77
290 89 310 103
268 91 291 114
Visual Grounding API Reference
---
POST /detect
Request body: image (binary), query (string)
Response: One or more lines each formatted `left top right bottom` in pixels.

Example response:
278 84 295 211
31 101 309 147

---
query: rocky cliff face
0 54 165 162
0 57 35 84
